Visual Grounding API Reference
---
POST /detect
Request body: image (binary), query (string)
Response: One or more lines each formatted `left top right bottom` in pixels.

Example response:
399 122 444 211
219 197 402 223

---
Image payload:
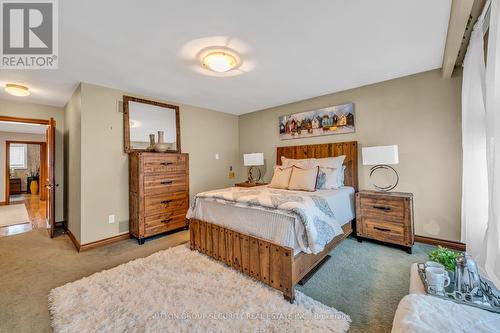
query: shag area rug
49 245 350 332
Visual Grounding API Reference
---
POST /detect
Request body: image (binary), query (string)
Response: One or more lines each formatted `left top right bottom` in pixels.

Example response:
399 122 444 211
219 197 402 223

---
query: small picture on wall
279 103 355 140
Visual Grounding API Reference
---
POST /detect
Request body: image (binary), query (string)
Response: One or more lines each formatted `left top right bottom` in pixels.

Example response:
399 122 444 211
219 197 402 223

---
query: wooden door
46 118 56 237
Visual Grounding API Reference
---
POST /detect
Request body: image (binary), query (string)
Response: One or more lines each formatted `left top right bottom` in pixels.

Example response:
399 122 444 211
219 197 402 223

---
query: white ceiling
0 121 48 135
0 0 452 115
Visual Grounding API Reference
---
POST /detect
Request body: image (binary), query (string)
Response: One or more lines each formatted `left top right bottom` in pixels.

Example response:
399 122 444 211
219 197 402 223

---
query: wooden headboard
276 141 358 190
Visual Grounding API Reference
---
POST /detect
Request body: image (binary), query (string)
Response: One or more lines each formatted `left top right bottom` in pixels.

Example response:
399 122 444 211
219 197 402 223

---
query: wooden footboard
189 219 353 302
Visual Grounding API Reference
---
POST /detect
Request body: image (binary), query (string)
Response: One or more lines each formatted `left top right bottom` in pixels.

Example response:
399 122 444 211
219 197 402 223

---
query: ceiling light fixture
202 51 238 73
5 84 30 97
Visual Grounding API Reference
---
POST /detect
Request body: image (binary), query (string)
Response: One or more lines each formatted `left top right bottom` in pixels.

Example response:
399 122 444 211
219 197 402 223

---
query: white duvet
187 186 347 254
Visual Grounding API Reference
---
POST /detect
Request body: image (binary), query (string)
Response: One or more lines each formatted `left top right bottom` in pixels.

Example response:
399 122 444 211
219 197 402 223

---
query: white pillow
282 155 346 170
338 165 346 187
282 156 346 188
269 166 293 189
288 166 319 192
316 167 341 189
281 156 317 169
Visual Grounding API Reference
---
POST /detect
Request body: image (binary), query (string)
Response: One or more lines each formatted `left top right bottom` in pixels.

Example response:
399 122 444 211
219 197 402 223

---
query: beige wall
64 85 82 242
0 99 64 222
0 132 45 200
239 69 463 242
72 83 239 244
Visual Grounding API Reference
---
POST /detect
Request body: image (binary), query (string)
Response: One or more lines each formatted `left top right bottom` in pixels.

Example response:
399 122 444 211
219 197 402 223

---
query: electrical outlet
108 214 115 224
215 153 220 160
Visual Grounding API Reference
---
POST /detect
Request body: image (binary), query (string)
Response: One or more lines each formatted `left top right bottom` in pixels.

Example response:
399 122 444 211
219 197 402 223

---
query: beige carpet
49 244 350 332
0 203 30 227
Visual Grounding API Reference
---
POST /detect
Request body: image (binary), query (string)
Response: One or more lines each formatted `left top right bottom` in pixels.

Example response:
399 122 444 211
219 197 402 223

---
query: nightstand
355 190 414 253
235 182 268 187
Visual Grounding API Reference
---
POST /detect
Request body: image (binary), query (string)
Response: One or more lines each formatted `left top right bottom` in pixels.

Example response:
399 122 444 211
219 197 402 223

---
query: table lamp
362 145 399 191
243 153 264 184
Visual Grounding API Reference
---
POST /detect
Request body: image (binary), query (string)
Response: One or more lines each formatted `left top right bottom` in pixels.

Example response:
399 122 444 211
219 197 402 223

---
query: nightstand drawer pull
161 200 173 204
161 218 172 223
160 180 173 185
373 205 391 212
160 162 173 166
373 226 392 232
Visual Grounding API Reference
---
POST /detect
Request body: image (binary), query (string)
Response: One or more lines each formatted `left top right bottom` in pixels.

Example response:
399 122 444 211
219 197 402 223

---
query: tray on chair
417 263 500 314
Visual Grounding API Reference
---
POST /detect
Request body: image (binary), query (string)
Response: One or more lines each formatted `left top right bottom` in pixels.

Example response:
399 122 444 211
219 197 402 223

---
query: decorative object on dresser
153 130 169 153
356 190 414 253
190 141 358 302
129 152 189 245
234 182 268 187
123 95 180 153
243 153 264 184
279 103 355 140
362 145 399 191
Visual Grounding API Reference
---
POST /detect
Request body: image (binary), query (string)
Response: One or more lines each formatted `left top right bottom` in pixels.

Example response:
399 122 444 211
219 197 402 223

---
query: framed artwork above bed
279 102 355 140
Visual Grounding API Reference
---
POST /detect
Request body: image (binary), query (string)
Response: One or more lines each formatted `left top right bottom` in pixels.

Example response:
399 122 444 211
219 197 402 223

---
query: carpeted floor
0 229 434 333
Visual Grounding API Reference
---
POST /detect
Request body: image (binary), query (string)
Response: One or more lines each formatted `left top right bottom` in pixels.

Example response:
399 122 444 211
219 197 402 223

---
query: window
10 144 27 169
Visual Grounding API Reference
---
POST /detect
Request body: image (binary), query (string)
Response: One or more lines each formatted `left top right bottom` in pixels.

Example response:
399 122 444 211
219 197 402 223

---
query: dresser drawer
144 212 186 236
362 218 404 245
144 192 188 217
143 155 187 174
360 196 405 221
144 174 188 195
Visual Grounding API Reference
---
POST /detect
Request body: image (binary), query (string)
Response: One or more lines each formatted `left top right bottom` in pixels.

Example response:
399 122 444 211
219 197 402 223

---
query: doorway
0 116 56 238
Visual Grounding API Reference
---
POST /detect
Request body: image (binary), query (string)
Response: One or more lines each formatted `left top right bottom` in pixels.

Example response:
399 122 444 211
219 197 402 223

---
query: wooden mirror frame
123 95 181 153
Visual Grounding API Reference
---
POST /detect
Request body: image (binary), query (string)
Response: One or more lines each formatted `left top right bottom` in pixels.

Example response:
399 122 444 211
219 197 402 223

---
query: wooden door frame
5 140 47 205
0 116 51 206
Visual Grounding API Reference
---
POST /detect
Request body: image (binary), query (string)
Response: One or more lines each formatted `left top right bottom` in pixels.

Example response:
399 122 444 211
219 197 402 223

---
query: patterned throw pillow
316 167 341 189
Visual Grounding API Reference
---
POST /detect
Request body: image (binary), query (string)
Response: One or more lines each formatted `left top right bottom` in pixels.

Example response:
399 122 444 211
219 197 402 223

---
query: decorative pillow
282 155 346 170
288 166 319 192
316 167 341 189
338 165 346 187
269 166 293 189
314 155 346 169
281 157 318 169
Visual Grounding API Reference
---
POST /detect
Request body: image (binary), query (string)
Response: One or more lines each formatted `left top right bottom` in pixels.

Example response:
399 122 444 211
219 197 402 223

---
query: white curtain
484 0 500 287
462 0 500 287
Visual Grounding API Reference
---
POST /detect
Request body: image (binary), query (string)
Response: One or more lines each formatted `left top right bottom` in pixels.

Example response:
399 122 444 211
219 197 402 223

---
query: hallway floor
0 194 47 237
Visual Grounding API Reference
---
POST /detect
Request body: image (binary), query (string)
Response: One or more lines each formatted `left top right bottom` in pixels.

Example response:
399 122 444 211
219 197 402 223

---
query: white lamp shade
362 145 399 165
244 153 264 166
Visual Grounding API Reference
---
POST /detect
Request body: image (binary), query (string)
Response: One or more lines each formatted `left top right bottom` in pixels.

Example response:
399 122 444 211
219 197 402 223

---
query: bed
188 141 358 302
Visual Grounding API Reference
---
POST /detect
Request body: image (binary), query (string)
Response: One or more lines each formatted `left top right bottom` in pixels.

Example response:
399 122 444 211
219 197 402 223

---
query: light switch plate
108 214 115 224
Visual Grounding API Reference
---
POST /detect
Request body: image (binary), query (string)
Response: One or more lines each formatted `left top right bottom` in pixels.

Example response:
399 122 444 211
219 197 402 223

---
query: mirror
123 96 180 153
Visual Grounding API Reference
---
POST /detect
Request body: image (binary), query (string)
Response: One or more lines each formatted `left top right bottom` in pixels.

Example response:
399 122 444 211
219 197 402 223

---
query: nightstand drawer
362 218 404 244
360 196 405 221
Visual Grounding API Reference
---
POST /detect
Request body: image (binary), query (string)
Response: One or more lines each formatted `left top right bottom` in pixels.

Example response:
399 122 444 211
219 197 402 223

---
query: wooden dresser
355 190 414 253
9 178 22 195
129 152 189 244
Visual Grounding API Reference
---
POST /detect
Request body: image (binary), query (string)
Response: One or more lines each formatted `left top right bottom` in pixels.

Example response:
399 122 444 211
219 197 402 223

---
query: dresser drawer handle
161 218 172 223
374 226 391 232
373 205 391 212
161 200 173 204
160 162 173 166
161 180 173 185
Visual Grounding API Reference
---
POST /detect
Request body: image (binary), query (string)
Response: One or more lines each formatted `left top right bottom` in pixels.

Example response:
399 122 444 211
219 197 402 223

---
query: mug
425 261 444 270
426 267 450 293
